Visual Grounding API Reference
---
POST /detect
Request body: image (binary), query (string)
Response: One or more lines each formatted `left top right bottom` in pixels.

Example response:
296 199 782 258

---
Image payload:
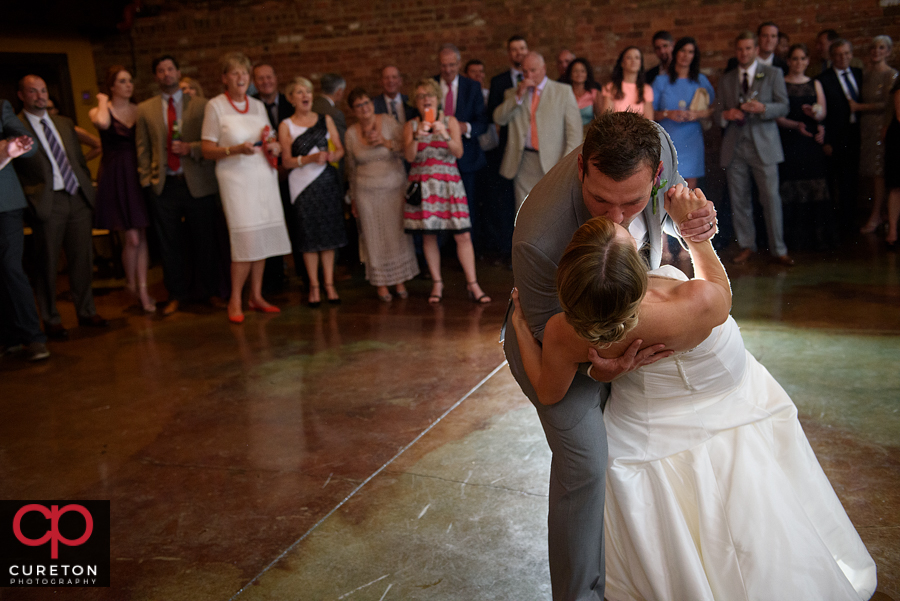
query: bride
510 184 877 600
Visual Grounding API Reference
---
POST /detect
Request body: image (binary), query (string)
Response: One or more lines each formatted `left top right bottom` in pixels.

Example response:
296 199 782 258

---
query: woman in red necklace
201 52 292 323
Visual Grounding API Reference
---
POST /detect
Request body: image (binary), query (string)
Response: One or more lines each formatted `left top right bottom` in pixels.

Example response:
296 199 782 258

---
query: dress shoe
228 313 245 324
44 323 69 340
162 299 180 316
733 249 754 264
22 341 50 361
78 314 109 328
772 255 795 267
248 301 280 313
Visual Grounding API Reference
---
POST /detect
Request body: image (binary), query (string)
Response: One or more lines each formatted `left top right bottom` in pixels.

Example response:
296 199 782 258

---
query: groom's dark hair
582 111 661 182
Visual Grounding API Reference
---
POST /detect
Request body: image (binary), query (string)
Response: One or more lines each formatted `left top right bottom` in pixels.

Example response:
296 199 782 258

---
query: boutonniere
755 72 765 80
650 174 667 214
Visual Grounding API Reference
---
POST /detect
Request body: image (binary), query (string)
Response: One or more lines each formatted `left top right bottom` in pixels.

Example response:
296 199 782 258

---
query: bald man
494 52 582 211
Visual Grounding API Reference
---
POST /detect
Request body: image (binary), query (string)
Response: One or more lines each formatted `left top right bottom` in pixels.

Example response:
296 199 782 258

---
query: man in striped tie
15 75 106 339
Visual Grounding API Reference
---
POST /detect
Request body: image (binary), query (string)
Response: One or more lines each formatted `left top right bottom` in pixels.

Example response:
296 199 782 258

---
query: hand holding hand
310 151 328 164
666 186 716 242
723 108 745 122
265 139 282 157
815 125 826 145
170 139 189 156
797 122 813 138
740 99 765 114
430 119 449 138
587 341 672 382
3 135 33 160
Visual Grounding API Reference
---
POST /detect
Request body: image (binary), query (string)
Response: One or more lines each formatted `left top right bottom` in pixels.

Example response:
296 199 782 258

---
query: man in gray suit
718 31 792 266
15 75 107 339
136 55 221 315
1 99 48 360
494 52 582 211
505 111 717 600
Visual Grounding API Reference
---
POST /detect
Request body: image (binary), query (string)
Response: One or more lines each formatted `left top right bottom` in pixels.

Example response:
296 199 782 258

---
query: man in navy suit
0 99 49 361
817 38 863 235
373 65 417 125
484 35 529 262
252 63 298 290
435 44 488 252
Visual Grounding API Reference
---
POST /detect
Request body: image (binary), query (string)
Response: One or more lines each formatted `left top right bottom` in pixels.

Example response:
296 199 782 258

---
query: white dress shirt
23 110 66 191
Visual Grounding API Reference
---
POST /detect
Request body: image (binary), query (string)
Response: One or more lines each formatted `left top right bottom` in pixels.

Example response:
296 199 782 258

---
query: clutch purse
405 180 422 206
689 88 712 130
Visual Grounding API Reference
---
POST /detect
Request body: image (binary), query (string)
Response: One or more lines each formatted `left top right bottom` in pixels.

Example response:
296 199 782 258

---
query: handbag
689 88 712 131
405 180 422 206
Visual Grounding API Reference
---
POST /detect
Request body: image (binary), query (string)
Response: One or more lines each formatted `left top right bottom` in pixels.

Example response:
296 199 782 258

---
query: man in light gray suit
504 112 717 600
718 31 792 266
136 55 221 315
494 52 582 211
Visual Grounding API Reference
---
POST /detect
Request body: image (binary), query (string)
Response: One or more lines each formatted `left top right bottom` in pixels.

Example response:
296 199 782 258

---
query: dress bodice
99 113 137 163
606 266 769 462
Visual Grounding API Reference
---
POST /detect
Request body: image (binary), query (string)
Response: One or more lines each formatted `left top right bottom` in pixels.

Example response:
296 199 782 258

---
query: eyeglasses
352 99 372 109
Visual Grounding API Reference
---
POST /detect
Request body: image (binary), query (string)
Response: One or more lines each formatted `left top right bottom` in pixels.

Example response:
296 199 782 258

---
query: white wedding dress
603 266 877 601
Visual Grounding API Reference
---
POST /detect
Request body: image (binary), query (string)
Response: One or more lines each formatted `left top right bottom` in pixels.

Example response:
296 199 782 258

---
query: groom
504 111 717 600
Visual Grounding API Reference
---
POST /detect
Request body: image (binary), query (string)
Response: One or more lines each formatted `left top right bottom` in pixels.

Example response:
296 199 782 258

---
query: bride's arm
511 290 590 406
659 185 733 347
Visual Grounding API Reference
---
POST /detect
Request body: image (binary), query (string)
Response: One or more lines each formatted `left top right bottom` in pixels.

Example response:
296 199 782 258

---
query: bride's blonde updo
556 217 648 347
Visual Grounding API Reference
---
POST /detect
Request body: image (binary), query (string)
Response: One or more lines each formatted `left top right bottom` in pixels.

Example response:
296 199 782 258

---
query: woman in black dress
885 78 900 249
89 65 154 312
775 44 829 251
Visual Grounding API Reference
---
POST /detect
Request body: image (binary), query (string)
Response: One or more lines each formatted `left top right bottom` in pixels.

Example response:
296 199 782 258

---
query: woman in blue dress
652 37 715 188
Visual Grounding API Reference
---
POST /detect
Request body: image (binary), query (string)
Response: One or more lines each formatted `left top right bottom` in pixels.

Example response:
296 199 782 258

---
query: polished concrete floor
1 236 898 601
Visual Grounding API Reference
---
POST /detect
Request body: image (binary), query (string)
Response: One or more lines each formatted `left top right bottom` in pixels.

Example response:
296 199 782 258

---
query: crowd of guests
2 24 898 361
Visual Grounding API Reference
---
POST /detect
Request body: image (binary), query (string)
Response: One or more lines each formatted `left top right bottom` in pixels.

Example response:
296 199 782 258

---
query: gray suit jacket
494 79 583 180
135 93 218 198
0 100 37 213
15 111 95 223
717 62 789 167
311 96 347 145
506 123 685 404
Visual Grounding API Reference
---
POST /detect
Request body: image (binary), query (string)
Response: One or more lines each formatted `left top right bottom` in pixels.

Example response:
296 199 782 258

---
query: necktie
444 85 454 117
167 97 180 172
387 99 396 118
842 71 859 102
530 87 540 151
741 72 749 97
40 119 78 195
265 102 277 128
516 73 523 85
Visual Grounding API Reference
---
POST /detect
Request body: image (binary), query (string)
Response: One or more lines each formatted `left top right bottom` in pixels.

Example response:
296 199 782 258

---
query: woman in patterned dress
402 79 489 304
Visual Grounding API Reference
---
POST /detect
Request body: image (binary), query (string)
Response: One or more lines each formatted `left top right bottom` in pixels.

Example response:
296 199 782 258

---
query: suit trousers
504 321 607 601
514 151 545 213
148 177 219 302
31 189 96 325
479 147 516 257
0 209 46 346
727 137 787 257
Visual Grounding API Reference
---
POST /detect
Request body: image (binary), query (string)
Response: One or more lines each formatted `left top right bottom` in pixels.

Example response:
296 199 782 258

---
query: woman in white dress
510 185 877 600
201 52 292 323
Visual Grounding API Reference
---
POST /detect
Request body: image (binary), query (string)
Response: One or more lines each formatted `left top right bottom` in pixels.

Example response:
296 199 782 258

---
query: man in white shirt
14 75 106 338
372 65 415 125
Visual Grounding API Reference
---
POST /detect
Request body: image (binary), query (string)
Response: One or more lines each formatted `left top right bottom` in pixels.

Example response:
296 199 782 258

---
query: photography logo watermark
1 501 109 587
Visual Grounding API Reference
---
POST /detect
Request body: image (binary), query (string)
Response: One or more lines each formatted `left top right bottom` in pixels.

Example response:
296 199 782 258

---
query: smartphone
423 107 435 123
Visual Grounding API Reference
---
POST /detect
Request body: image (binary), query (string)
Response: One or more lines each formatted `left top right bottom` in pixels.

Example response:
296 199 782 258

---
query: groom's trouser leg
505 323 607 601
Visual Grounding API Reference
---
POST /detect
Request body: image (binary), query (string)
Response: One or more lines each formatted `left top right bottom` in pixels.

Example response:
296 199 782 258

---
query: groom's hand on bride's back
666 185 717 243
587 341 673 382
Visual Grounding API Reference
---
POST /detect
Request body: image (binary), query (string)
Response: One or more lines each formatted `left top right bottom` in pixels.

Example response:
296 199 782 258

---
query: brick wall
93 0 900 110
